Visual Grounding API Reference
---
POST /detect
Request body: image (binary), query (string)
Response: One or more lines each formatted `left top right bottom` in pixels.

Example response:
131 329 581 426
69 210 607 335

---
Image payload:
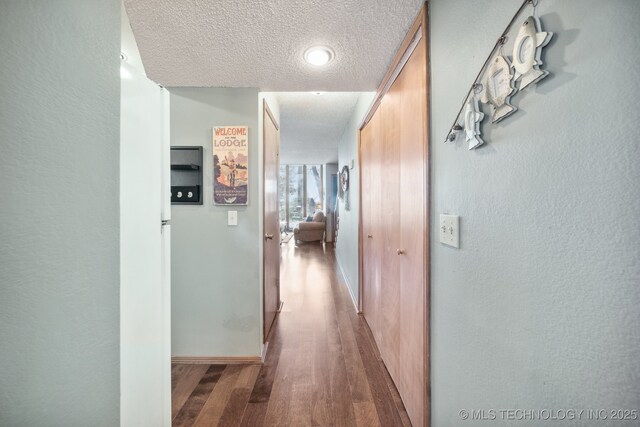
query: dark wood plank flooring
172 242 411 426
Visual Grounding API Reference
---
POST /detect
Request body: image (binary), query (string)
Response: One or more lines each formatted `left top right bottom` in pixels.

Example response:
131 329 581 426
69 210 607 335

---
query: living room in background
279 164 324 232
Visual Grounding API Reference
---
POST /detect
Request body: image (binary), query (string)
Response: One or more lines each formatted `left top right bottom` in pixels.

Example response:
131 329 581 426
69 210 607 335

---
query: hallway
171 242 411 426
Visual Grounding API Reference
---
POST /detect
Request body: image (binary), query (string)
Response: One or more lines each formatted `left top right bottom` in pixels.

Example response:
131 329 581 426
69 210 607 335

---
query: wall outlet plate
439 214 459 248
228 210 238 226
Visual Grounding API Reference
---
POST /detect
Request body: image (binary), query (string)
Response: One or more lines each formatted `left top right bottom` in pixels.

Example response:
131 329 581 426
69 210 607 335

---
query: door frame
262 99 281 343
357 4 431 426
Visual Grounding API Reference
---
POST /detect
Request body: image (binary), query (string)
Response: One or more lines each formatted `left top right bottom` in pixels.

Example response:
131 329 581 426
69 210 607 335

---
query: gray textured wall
430 0 640 425
169 88 263 357
337 92 375 306
0 1 121 425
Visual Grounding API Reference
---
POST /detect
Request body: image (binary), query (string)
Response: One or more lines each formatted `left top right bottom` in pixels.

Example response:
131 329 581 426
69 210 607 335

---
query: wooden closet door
379 87 402 383
361 118 378 341
361 106 384 348
358 7 429 426
398 43 427 425
263 101 281 342
369 107 383 350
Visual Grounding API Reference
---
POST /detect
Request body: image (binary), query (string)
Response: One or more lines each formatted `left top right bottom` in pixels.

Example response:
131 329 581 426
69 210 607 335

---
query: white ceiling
277 92 372 164
124 1 419 164
123 0 424 90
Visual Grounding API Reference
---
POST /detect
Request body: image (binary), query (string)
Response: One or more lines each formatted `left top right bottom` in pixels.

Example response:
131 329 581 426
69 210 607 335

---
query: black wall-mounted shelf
171 146 203 205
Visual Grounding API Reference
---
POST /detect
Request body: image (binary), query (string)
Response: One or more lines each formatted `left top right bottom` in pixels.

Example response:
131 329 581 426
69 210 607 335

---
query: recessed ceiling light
304 46 335 66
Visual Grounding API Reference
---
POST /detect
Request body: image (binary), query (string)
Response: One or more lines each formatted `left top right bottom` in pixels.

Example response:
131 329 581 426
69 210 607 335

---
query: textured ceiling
278 92 370 164
123 0 424 90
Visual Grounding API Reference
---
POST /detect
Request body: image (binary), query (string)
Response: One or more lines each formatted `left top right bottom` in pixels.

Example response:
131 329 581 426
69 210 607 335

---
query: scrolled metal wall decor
340 165 350 193
445 0 553 149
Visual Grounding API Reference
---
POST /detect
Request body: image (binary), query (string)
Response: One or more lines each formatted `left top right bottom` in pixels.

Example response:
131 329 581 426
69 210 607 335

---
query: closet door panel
370 108 384 350
379 88 402 384
398 44 427 425
360 116 380 345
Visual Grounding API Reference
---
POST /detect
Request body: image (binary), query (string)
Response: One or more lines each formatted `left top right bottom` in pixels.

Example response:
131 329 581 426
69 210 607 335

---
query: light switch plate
439 214 459 248
228 210 238 226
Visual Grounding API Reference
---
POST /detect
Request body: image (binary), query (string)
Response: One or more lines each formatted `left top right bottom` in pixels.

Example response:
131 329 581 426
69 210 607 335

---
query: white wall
0 1 121 425
430 1 640 425
170 88 263 357
336 92 375 307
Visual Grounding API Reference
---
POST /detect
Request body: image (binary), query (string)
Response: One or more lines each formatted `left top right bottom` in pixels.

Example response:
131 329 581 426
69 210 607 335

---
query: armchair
294 211 326 242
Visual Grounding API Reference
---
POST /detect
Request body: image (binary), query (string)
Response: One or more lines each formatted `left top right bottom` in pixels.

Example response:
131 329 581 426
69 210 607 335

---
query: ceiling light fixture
304 46 335 66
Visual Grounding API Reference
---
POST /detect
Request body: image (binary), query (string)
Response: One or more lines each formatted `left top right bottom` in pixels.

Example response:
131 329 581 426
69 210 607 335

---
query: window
279 165 324 231
306 165 323 216
287 165 305 229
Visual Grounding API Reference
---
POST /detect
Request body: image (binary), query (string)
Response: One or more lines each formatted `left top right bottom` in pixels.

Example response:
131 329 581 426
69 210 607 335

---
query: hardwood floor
171 242 411 426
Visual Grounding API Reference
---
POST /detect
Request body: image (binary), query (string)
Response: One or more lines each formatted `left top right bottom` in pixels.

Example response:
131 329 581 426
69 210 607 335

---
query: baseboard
336 255 360 314
171 356 262 365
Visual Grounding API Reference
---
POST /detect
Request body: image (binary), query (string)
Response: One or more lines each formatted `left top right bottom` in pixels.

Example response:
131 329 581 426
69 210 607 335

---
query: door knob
397 249 405 255
265 234 274 240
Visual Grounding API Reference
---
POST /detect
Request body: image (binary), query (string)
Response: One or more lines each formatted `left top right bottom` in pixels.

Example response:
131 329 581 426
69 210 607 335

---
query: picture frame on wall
212 126 249 205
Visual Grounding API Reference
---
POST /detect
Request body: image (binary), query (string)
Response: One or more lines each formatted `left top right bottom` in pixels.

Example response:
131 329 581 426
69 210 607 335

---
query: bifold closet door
378 84 402 384
359 24 428 427
360 106 382 343
361 115 381 346
397 42 428 426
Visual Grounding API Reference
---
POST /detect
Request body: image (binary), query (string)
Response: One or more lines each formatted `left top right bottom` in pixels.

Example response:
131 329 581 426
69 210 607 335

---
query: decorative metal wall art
512 16 553 89
339 165 349 194
464 97 485 149
481 55 518 123
339 165 351 211
444 0 554 150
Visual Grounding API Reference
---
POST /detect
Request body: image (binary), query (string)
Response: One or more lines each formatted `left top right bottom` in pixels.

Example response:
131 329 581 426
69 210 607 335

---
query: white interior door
160 86 171 426
160 222 171 425
120 60 171 427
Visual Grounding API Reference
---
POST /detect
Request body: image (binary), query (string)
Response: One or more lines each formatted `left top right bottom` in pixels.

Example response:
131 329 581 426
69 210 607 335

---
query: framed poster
213 126 248 205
